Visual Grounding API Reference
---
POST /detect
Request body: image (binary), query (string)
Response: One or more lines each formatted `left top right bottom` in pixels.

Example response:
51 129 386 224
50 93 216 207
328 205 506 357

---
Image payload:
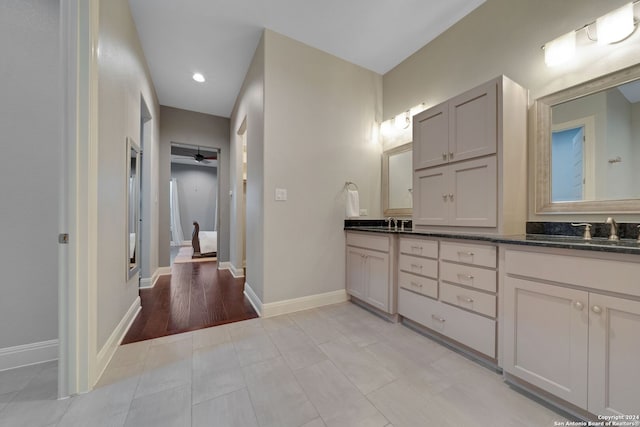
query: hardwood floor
122 261 258 344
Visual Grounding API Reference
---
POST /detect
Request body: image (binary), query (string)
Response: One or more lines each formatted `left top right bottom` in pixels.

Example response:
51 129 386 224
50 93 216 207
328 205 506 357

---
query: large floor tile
192 324 231 350
124 385 191 427
294 360 388 427
192 388 259 427
230 326 280 367
243 357 318 427
57 409 128 427
289 310 347 345
268 325 326 371
319 339 395 394
192 342 245 405
108 340 152 369
135 358 191 399
0 363 46 395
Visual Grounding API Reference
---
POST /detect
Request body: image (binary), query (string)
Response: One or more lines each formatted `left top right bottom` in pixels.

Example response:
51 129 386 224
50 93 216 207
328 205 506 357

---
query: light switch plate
275 188 287 201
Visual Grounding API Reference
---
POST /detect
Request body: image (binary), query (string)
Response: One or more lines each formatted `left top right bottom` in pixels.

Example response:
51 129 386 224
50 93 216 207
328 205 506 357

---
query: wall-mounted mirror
382 142 412 216
534 63 640 214
127 137 141 279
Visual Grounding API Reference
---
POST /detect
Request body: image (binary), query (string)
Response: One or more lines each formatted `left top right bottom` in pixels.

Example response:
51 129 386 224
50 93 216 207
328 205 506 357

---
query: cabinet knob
591 305 603 314
573 301 584 311
448 193 454 201
449 152 454 160
431 314 446 323
442 194 448 201
442 153 448 160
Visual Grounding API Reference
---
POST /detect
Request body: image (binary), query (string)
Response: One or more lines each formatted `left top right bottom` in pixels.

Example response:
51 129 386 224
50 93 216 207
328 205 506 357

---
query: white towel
346 189 360 218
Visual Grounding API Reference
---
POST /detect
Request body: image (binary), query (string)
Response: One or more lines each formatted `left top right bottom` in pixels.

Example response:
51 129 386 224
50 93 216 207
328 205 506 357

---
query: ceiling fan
193 147 216 164
171 146 217 165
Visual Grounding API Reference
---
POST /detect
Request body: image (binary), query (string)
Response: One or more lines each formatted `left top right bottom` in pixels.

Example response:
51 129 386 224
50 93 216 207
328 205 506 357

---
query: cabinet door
449 156 497 227
364 249 390 312
503 277 589 408
413 165 449 226
414 102 449 169
588 294 640 416
449 80 497 163
346 247 365 299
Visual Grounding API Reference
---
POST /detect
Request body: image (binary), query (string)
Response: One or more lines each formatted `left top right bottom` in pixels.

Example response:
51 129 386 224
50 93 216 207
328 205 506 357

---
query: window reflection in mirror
550 81 640 203
382 142 412 217
127 138 140 279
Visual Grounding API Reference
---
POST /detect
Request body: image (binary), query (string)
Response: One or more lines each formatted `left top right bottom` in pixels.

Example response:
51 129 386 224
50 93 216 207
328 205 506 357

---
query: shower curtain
169 178 185 246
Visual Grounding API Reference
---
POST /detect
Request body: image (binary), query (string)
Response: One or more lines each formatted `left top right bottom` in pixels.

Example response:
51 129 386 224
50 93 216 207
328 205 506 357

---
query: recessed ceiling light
192 72 205 83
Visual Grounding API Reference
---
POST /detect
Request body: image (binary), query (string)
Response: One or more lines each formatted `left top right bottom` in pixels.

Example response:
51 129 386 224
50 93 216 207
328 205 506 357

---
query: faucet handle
637 225 640 243
571 223 592 240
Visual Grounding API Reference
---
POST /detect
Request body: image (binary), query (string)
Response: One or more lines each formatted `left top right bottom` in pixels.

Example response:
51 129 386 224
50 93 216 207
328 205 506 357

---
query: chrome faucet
606 217 619 241
571 223 592 240
386 217 397 231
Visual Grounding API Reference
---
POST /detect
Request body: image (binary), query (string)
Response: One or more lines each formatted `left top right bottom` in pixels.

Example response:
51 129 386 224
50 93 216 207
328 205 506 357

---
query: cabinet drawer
398 271 438 299
346 232 389 253
399 254 438 278
399 288 496 358
440 261 497 293
441 241 496 268
399 238 438 259
440 282 496 318
505 249 640 297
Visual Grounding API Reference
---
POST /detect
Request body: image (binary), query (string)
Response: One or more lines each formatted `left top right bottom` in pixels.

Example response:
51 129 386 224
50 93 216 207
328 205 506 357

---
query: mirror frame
534 62 640 214
382 142 412 217
126 137 141 279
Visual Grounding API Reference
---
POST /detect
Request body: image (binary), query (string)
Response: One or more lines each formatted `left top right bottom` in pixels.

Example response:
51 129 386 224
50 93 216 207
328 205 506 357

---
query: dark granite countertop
344 225 640 255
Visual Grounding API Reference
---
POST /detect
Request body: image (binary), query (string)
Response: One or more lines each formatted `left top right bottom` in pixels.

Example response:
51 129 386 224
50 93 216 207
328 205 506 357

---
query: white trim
219 262 244 278
0 340 59 372
217 261 232 271
243 282 263 316
261 290 349 318
140 266 171 289
95 297 141 384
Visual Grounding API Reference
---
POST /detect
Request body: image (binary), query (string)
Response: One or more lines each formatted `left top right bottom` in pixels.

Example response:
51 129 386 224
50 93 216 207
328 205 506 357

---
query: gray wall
159 107 230 265
171 163 218 236
0 0 60 350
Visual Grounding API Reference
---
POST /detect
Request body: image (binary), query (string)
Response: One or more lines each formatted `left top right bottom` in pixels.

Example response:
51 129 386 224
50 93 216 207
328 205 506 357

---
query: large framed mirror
127 137 141 279
382 142 412 217
533 63 640 214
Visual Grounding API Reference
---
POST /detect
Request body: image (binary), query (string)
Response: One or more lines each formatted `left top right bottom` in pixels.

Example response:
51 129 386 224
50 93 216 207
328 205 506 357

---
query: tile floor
0 302 567 427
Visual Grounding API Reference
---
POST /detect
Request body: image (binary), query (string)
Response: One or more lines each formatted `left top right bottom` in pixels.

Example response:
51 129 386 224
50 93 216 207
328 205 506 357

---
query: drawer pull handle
411 264 423 270
457 273 474 280
410 281 423 288
411 245 422 251
457 295 474 303
457 251 474 257
431 315 445 323
574 301 584 311
591 305 602 314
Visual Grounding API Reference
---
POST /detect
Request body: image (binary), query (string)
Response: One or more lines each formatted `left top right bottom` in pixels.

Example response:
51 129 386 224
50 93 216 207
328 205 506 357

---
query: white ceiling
128 0 485 118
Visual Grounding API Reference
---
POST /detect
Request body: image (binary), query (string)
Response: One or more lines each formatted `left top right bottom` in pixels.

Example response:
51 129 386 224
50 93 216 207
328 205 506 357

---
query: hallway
123 261 257 344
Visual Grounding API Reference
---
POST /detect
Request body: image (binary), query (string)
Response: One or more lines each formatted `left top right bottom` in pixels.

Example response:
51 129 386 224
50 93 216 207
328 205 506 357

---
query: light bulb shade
192 72 206 83
394 111 410 130
596 3 634 45
544 31 576 67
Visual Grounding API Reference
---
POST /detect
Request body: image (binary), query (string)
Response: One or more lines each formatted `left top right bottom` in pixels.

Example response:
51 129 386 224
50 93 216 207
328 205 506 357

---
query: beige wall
96 0 160 349
262 30 383 303
158 106 231 265
384 0 640 222
230 34 266 300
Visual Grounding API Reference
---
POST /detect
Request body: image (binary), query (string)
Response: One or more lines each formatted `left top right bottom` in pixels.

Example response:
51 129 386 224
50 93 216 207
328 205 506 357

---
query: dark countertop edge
343 226 640 255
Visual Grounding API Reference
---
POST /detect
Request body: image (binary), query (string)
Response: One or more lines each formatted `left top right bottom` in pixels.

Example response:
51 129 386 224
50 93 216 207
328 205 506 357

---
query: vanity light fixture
596 3 635 45
394 110 411 130
543 1 638 67
544 31 576 67
192 72 206 83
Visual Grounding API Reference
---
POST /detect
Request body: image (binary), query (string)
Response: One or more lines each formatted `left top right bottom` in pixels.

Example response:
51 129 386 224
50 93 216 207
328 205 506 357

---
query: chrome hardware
58 233 69 244
410 281 423 288
457 251 474 257
411 245 422 251
442 194 448 201
442 153 448 160
431 315 446 323
637 225 640 243
457 295 474 303
448 193 454 201
449 152 454 160
606 217 619 241
410 264 423 270
591 305 603 314
401 220 409 232
574 301 584 311
457 273 474 280
387 217 397 231
571 223 592 240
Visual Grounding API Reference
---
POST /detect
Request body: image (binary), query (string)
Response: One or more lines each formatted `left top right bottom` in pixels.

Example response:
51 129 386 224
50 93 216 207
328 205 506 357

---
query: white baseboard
243 282 263 317
140 266 171 289
218 262 244 278
95 296 141 385
244 288 349 318
0 339 58 372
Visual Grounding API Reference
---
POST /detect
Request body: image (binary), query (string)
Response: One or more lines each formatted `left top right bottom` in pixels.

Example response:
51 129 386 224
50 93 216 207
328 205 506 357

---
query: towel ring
344 181 359 191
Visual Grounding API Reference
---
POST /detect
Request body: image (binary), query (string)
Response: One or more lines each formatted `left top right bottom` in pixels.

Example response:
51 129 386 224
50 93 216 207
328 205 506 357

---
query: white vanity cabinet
345 231 396 314
398 237 498 359
412 76 527 235
503 247 640 416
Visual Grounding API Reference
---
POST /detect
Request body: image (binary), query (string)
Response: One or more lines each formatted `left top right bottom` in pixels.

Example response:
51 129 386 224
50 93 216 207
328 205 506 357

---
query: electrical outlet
359 209 368 216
